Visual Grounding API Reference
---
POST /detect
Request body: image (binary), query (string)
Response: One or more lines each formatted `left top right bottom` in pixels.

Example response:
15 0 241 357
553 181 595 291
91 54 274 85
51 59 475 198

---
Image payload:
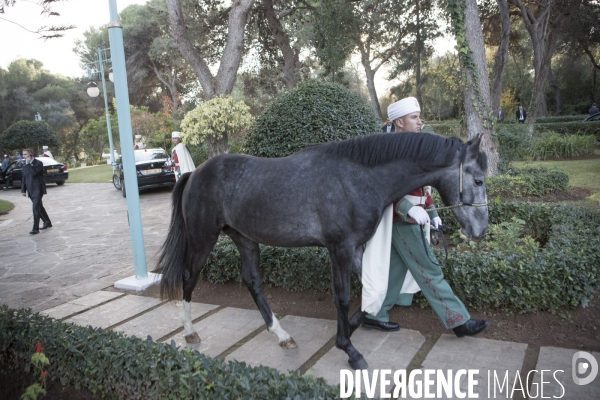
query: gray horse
158 131 488 370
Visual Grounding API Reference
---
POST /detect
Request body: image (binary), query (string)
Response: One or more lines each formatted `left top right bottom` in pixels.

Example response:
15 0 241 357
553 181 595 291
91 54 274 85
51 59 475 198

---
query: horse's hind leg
225 228 296 349
181 234 219 344
330 243 368 370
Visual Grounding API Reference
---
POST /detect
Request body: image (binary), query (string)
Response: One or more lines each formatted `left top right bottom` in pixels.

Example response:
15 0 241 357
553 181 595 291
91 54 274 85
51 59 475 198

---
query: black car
115 148 175 197
583 112 600 122
0 157 69 189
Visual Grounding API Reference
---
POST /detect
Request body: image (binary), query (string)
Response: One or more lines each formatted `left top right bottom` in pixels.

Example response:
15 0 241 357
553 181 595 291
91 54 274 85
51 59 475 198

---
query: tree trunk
415 0 423 110
513 0 580 121
490 0 510 115
262 0 299 88
358 45 382 120
165 0 255 98
547 68 563 115
460 0 499 175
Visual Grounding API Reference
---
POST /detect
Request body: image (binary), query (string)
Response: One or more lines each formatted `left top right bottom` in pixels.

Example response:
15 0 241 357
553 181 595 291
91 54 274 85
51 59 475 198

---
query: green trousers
365 222 470 329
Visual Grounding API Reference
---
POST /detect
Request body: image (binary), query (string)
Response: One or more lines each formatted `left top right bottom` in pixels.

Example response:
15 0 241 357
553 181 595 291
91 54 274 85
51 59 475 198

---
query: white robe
171 143 195 181
43 150 53 158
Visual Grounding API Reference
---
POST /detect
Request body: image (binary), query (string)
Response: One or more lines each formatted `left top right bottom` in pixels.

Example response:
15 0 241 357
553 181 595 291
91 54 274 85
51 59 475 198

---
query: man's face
519 106 523 110
386 118 391 125
172 137 181 145
395 112 422 132
22 151 31 161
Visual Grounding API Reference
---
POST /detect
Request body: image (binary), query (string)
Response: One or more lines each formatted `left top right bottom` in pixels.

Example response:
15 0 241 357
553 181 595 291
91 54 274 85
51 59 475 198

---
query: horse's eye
475 179 484 186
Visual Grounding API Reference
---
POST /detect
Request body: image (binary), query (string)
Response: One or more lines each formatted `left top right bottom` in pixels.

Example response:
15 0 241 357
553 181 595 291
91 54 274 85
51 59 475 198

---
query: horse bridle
419 160 488 266
433 161 488 211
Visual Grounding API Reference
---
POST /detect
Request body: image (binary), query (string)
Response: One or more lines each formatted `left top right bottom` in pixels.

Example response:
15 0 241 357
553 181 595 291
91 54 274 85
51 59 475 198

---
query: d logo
572 351 598 385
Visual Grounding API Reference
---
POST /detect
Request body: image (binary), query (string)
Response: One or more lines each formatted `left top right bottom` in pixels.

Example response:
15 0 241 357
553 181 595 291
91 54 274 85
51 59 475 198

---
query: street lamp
86 47 117 172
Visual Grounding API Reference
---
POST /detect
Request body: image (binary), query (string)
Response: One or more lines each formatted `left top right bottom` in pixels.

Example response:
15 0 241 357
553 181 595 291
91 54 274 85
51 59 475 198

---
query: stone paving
1 183 599 399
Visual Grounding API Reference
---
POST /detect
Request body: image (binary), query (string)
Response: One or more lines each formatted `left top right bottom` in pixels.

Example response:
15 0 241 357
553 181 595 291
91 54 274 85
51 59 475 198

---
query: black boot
362 318 400 332
453 319 490 337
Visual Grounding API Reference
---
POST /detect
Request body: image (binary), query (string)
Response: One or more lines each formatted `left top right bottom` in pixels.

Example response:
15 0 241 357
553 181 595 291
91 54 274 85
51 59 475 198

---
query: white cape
172 143 195 180
361 204 422 315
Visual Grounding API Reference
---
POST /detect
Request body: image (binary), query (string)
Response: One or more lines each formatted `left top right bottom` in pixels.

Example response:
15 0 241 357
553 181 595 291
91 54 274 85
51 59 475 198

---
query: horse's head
437 134 489 238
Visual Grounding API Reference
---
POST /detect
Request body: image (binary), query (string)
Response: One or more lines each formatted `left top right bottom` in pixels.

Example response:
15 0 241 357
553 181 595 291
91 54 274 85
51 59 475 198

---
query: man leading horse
361 97 490 338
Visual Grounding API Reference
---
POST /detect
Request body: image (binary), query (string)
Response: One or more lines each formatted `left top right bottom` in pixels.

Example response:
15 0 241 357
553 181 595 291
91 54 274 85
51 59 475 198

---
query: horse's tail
158 172 192 301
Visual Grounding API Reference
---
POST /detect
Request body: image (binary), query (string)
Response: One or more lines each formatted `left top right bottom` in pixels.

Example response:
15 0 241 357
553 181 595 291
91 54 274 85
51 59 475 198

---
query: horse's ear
465 134 483 161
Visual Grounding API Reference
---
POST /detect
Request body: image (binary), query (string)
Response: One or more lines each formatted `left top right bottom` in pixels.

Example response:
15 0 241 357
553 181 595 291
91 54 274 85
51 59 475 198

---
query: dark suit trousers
30 195 50 230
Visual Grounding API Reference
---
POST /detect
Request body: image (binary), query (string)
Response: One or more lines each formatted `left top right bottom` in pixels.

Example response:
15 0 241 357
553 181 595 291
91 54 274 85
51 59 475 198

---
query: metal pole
108 0 147 278
97 48 117 172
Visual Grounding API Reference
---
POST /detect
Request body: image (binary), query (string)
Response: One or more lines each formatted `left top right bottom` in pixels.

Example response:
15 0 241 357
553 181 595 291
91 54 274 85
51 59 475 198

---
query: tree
510 0 581 120
446 0 499 175
180 96 254 159
0 0 74 39
486 0 511 116
0 120 59 154
165 0 255 100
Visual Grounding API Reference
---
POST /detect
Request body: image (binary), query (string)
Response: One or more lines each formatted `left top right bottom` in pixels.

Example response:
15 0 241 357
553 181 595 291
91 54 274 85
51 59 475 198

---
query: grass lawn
0 199 14 215
67 164 113 183
512 157 600 192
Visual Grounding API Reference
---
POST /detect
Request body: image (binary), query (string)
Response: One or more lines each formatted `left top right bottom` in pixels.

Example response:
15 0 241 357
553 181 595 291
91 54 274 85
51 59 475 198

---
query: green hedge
486 166 569 198
243 80 379 158
435 202 600 312
535 115 588 123
199 201 600 314
424 121 466 137
0 307 339 399
534 121 600 139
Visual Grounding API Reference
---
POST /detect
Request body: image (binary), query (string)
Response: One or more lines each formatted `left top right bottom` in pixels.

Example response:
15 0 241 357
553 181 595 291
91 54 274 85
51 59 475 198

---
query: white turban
388 97 421 122
43 146 48 150
135 135 142 139
172 131 181 138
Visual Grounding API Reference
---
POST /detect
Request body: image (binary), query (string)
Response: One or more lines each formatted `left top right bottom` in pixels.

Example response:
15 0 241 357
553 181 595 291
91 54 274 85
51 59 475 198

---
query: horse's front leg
226 228 296 349
331 244 368 370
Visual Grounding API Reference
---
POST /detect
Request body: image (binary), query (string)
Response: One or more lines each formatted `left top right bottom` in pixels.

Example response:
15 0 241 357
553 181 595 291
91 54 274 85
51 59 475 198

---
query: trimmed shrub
495 123 531 162
528 131 597 160
534 121 600 139
0 307 340 399
486 166 569 198
243 80 379 158
535 115 588 123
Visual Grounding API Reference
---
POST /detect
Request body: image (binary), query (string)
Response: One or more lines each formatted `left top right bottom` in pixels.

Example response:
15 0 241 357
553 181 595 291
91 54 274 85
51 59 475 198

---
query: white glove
407 206 430 225
432 216 442 229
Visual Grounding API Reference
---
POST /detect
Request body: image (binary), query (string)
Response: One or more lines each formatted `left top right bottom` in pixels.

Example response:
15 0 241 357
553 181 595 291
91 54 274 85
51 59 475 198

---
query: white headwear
43 146 48 150
387 97 421 122
135 135 142 139
172 131 181 138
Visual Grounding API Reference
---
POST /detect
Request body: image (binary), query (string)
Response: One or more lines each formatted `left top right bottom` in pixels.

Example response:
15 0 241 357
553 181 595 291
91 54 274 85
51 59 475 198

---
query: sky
0 0 147 79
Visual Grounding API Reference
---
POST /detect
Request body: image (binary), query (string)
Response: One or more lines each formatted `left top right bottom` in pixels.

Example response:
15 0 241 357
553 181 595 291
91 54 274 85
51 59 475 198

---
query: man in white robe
171 131 195 181
42 146 53 158
134 135 145 150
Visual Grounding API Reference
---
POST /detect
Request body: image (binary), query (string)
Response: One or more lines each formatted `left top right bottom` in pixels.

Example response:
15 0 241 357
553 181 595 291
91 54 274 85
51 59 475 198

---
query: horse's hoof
349 357 368 370
184 332 201 344
279 338 297 349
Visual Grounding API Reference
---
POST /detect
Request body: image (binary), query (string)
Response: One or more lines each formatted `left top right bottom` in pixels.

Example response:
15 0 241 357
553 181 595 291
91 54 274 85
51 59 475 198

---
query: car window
134 150 168 162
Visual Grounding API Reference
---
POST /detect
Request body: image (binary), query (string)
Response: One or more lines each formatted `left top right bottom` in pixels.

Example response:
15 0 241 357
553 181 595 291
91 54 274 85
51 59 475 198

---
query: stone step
421 334 528 399
531 347 600 399
226 315 337 373
171 307 264 359
41 291 123 320
64 294 162 329
306 327 425 388
113 301 218 342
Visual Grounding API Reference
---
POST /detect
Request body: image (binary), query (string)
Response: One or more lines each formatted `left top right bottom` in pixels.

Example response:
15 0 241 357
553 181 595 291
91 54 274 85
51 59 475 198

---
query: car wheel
121 178 126 198
56 181 65 186
112 174 122 190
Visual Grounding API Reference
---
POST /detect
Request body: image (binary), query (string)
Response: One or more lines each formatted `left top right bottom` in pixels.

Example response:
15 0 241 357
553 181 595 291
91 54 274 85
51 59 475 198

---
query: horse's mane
320 132 466 168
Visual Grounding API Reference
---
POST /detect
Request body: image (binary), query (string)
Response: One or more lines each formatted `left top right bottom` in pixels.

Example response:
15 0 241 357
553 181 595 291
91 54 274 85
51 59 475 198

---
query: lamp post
86 48 117 172
108 0 157 289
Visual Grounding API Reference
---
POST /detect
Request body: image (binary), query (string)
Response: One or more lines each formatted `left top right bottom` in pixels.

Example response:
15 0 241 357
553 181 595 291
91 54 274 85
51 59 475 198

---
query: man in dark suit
516 105 527 123
381 118 395 132
21 148 51 234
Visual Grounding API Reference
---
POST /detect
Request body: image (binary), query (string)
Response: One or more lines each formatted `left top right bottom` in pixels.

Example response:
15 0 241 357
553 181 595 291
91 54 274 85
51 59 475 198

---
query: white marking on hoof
184 332 201 344
279 337 297 349
180 300 195 336
268 313 295 348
